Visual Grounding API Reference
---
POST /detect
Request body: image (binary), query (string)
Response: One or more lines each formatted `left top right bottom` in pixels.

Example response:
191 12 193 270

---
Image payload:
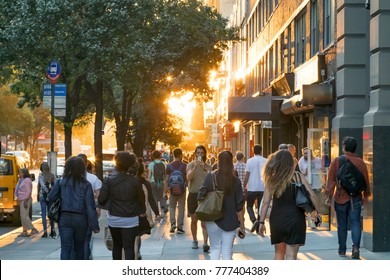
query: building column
363 0 390 252
332 0 370 155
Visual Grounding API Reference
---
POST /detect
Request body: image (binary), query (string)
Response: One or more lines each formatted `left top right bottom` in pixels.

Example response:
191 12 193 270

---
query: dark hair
195 145 207 162
151 150 162 160
236 151 244 161
254 144 262 155
63 156 86 180
173 148 182 158
342 136 357 153
19 168 30 178
115 151 136 172
216 150 234 195
77 153 88 166
86 160 93 173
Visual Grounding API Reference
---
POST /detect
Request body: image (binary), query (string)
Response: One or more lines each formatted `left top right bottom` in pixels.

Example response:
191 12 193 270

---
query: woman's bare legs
274 243 286 260
285 244 300 260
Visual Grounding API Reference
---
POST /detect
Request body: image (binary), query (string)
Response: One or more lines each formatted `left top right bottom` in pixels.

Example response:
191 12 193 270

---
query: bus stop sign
46 60 61 84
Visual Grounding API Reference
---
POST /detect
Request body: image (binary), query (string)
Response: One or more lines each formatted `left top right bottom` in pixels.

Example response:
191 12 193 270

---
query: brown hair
263 150 295 198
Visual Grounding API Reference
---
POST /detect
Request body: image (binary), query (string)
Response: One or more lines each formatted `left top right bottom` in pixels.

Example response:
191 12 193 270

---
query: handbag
138 215 151 236
48 198 61 223
195 172 224 221
104 227 113 251
294 172 315 213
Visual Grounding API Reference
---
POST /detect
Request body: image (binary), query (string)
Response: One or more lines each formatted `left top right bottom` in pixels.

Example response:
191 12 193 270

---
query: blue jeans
39 197 54 232
246 191 264 223
59 212 89 260
334 198 362 253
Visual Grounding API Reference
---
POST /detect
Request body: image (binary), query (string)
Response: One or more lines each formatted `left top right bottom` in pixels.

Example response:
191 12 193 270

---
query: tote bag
195 172 224 221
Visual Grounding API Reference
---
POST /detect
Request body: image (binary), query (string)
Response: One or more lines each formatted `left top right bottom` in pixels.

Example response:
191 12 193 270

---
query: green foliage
0 0 238 153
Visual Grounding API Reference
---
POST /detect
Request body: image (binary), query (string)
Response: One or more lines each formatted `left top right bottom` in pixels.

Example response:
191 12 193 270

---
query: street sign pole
46 60 61 153
51 83 55 152
46 60 61 177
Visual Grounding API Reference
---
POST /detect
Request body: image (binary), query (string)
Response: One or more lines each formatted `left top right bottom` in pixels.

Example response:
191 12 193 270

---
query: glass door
307 128 330 230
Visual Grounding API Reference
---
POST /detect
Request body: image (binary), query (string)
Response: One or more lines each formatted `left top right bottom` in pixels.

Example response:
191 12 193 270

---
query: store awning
228 96 284 121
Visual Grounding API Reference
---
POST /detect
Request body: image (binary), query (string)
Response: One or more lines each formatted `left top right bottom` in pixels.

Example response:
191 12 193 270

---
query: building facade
214 0 390 251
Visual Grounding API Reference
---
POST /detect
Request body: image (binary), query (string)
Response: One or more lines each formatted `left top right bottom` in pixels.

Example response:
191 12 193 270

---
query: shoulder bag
294 172 315 213
195 172 224 221
48 178 64 223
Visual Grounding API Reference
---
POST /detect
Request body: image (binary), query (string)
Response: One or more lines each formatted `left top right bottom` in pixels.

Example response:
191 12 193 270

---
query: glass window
310 0 319 56
295 11 306 66
324 0 335 47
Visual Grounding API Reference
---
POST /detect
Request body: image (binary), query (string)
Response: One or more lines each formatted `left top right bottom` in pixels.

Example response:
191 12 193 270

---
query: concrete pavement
1 206 390 260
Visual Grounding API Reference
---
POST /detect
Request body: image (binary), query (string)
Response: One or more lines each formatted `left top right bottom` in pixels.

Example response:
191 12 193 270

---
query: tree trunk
64 124 72 159
94 79 104 180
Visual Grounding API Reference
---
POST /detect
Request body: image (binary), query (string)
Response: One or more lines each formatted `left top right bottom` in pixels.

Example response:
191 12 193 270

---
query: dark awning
228 96 284 121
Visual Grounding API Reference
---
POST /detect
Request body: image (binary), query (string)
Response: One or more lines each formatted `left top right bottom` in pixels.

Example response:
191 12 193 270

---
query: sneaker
177 227 185 234
203 243 210 253
170 225 176 233
42 231 48 238
338 251 346 257
17 231 29 237
191 240 199 249
30 228 39 236
50 230 57 239
251 220 259 233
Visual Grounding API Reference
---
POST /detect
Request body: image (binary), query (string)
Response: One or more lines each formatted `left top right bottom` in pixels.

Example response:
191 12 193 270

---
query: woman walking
257 150 321 260
15 168 38 237
48 156 99 260
38 162 56 238
98 152 146 260
197 150 244 260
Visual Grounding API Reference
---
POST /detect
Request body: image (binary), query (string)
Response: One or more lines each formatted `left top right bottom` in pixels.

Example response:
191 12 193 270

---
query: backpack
168 164 186 195
153 161 166 183
336 155 367 197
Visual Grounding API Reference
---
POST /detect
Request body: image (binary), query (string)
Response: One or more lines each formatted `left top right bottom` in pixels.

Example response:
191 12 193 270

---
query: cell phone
197 156 202 162
238 229 245 239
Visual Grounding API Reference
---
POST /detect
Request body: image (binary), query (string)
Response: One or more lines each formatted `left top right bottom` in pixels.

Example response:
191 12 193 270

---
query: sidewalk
1 208 390 260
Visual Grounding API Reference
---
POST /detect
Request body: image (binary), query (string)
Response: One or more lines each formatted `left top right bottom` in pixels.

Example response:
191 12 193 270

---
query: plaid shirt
234 161 246 189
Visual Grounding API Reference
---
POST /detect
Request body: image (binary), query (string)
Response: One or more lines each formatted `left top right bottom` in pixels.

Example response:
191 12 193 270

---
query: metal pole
51 83 55 152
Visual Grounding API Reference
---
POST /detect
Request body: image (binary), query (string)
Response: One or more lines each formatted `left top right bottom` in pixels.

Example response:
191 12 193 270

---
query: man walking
186 145 211 251
243 145 267 232
234 151 246 189
166 148 187 234
148 150 167 215
325 136 370 259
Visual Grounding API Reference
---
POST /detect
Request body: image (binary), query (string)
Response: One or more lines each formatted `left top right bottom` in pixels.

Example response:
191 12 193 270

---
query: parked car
0 154 34 225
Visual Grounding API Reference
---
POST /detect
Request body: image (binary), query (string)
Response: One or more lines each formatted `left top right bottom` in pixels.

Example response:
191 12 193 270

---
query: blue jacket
48 177 99 231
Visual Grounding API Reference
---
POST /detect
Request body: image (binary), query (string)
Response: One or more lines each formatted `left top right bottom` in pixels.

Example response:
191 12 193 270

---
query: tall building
215 0 390 252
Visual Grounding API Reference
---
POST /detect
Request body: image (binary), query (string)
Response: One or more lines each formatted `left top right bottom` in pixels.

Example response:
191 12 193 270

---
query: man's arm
243 171 250 191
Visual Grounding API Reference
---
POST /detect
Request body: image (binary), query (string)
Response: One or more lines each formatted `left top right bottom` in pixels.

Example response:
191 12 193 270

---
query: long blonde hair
263 150 295 198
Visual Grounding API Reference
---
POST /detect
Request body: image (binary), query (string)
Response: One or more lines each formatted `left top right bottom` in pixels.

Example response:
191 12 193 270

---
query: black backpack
336 155 366 197
153 161 166 183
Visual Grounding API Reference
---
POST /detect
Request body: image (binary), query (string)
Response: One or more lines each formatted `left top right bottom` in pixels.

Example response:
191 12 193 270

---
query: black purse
294 172 315 213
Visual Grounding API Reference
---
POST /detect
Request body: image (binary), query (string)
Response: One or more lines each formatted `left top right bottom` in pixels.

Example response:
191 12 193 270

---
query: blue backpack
168 164 186 195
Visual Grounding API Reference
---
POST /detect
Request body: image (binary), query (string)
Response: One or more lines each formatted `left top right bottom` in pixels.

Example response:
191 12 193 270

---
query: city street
1 206 390 261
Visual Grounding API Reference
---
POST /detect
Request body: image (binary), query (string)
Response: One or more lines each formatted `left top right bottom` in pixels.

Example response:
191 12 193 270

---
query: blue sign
43 84 67 109
46 60 61 83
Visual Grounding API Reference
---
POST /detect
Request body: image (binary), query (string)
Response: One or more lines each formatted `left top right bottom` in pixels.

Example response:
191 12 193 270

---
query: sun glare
167 92 196 130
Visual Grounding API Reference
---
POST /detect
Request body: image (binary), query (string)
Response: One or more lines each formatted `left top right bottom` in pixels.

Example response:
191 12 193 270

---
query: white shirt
245 155 267 192
298 157 322 189
86 172 102 192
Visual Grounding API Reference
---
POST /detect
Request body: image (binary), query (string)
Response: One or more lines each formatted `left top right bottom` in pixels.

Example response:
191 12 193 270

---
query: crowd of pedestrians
15 135 369 260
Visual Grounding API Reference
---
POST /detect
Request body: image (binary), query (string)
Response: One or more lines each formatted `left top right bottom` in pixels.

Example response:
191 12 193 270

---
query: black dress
269 183 306 245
